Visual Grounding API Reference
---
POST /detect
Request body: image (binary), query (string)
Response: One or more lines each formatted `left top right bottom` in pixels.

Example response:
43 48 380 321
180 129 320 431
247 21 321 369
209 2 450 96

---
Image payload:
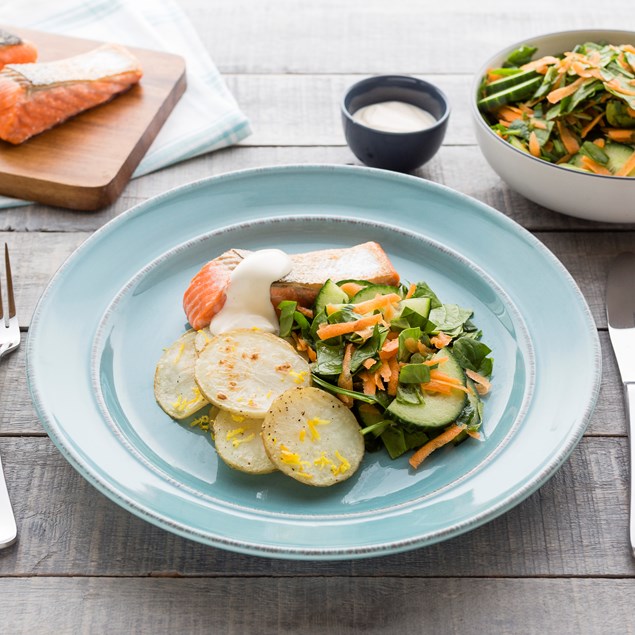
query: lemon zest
299 428 306 442
313 452 334 470
173 342 186 365
190 415 210 431
226 427 246 440
232 432 255 448
331 450 351 475
230 414 245 423
306 417 330 442
279 444 310 469
289 370 307 384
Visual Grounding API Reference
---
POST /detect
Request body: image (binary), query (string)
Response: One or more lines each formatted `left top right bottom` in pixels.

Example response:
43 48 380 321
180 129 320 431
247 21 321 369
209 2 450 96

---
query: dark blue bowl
341 75 450 172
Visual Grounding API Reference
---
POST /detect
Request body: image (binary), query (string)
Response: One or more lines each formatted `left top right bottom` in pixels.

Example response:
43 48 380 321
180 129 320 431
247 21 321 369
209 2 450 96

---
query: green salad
478 41 635 176
278 277 493 469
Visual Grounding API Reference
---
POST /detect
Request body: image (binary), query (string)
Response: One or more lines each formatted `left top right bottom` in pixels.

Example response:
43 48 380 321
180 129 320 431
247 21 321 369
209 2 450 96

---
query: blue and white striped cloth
0 0 251 208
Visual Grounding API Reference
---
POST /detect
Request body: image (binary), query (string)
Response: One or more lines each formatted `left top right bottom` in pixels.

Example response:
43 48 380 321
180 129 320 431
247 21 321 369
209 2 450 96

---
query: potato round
262 387 365 487
155 330 209 419
213 410 276 474
195 329 311 417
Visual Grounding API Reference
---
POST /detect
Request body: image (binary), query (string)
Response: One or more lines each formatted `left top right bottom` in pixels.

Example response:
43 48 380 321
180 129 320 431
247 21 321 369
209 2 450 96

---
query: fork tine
4 243 14 319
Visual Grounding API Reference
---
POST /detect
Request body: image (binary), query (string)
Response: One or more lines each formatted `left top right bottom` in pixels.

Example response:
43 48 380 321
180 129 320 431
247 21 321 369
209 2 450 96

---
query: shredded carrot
359 371 377 395
607 78 635 96
404 337 419 354
528 131 541 157
429 369 461 385
379 360 392 383
296 306 314 319
616 151 635 177
292 332 308 351
405 283 417 299
340 282 365 298
547 76 587 104
387 357 400 396
379 338 399 360
581 155 612 175
424 356 447 366
352 293 402 315
593 138 605 148
580 112 604 138
306 346 317 362
409 424 465 470
520 55 559 73
337 343 354 407
606 129 635 143
316 313 382 340
556 120 580 154
419 381 452 395
497 106 523 123
430 332 452 349
467 430 482 440
382 302 396 321
466 369 492 395
417 341 432 356
362 358 376 370
530 118 547 130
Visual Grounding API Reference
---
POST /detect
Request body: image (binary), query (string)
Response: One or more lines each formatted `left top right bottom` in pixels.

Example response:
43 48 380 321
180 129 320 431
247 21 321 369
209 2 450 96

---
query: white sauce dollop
352 101 437 133
209 249 292 335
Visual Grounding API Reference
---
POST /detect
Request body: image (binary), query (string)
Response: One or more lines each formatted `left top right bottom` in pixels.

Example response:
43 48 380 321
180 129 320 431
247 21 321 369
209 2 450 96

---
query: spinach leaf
429 304 473 334
398 327 421 362
404 429 429 451
391 305 428 331
503 45 538 67
452 337 493 376
350 325 385 374
310 373 378 404
411 281 442 308
380 426 408 459
313 341 344 376
399 363 431 384
277 301 297 338
395 383 425 405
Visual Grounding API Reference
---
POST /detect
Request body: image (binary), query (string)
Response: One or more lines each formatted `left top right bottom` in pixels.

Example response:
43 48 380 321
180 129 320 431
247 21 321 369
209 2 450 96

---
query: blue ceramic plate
27 166 600 560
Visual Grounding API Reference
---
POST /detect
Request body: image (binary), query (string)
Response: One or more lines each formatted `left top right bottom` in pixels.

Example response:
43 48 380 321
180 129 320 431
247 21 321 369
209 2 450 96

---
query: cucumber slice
604 142 635 175
314 279 349 315
477 76 542 112
484 69 539 96
386 350 467 429
351 284 401 303
399 297 431 319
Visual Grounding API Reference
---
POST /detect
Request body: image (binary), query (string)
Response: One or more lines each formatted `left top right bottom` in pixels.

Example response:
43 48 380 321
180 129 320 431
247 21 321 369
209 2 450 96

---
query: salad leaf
350 325 385 374
277 301 297 338
503 45 538 67
428 304 473 334
390 305 428 331
404 429 430 450
399 363 431 384
310 373 378 404
395 383 425 405
380 426 408 459
313 341 345 376
452 337 493 376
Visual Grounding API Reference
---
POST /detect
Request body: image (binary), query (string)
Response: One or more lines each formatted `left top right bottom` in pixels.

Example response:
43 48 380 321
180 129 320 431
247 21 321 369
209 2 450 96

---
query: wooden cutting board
0 27 187 210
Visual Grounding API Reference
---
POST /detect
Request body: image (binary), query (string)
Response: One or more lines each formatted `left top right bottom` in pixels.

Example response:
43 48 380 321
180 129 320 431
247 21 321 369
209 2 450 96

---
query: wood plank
182 0 635 75
3 230 632 329
1 145 630 234
0 437 632 576
2 576 635 634
0 330 621 436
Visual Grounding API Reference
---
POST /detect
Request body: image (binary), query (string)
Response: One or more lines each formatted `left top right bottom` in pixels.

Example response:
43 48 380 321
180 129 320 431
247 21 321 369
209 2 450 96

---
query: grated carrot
379 338 399 360
337 343 354 406
352 293 402 315
593 138 605 148
546 76 587 104
528 131 541 157
405 283 417 299
409 424 465 470
387 357 400 396
581 155 612 175
359 370 377 395
296 306 314 319
607 129 635 143
306 346 317 362
466 369 492 395
580 112 604 138
316 313 382 340
430 332 452 349
420 380 452 395
556 120 580 154
340 282 365 298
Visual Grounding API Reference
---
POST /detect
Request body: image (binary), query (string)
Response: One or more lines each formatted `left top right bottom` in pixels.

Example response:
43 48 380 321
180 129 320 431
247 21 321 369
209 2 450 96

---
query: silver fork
0 243 18 548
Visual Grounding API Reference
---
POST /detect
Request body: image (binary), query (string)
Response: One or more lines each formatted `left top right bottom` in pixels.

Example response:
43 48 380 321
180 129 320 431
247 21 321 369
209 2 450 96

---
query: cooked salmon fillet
183 242 400 330
0 43 142 144
0 29 37 69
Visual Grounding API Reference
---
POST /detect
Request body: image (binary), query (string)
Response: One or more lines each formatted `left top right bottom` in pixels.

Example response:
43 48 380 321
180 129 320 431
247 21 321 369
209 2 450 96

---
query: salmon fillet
183 242 400 330
0 43 142 144
0 29 37 69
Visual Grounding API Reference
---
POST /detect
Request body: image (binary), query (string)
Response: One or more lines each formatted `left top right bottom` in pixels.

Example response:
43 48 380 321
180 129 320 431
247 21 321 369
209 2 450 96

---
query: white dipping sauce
209 249 292 335
352 101 437 133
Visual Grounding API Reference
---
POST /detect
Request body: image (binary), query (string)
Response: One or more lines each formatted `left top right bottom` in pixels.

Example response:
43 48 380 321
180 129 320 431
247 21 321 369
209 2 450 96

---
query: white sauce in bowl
209 249 292 335
352 101 437 133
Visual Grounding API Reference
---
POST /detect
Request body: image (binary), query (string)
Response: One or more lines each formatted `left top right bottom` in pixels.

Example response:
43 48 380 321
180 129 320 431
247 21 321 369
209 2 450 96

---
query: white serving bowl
471 29 635 223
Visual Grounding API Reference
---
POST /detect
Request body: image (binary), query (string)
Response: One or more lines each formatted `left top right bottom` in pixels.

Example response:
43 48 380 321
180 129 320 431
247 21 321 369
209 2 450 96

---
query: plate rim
26 164 601 559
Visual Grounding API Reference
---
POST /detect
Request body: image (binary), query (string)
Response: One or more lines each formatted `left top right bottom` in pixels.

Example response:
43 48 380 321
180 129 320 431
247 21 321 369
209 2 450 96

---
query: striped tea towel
0 0 251 208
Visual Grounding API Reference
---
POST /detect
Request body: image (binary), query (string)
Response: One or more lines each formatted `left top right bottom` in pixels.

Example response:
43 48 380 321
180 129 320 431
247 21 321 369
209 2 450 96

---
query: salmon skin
183 242 400 331
0 43 142 144
0 29 37 70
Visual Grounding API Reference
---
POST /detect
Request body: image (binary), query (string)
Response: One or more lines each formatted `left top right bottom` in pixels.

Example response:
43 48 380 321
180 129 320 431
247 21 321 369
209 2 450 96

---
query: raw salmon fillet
0 43 142 144
183 242 400 330
0 29 37 69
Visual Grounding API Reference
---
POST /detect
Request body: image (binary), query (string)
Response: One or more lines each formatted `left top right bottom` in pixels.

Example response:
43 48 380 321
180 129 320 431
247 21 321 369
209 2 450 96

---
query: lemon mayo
352 101 437 133
209 249 292 335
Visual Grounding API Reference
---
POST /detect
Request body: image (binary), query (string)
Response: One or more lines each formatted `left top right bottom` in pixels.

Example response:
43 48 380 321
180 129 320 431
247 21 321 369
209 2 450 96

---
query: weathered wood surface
0 330 624 437
0 437 631 577
3 577 635 635
2 0 635 632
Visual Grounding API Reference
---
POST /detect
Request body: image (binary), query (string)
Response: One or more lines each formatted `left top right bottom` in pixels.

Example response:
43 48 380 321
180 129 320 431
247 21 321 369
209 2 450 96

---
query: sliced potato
155 330 209 419
213 410 276 474
194 327 212 354
262 387 365 487
195 329 311 417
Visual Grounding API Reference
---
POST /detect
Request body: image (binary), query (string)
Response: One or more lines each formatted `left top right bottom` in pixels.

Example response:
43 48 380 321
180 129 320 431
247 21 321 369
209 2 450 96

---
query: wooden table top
2 1 635 633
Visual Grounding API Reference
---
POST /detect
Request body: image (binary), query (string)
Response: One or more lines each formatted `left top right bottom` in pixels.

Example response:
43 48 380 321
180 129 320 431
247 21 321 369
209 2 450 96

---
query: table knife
606 252 635 557
0 450 17 548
